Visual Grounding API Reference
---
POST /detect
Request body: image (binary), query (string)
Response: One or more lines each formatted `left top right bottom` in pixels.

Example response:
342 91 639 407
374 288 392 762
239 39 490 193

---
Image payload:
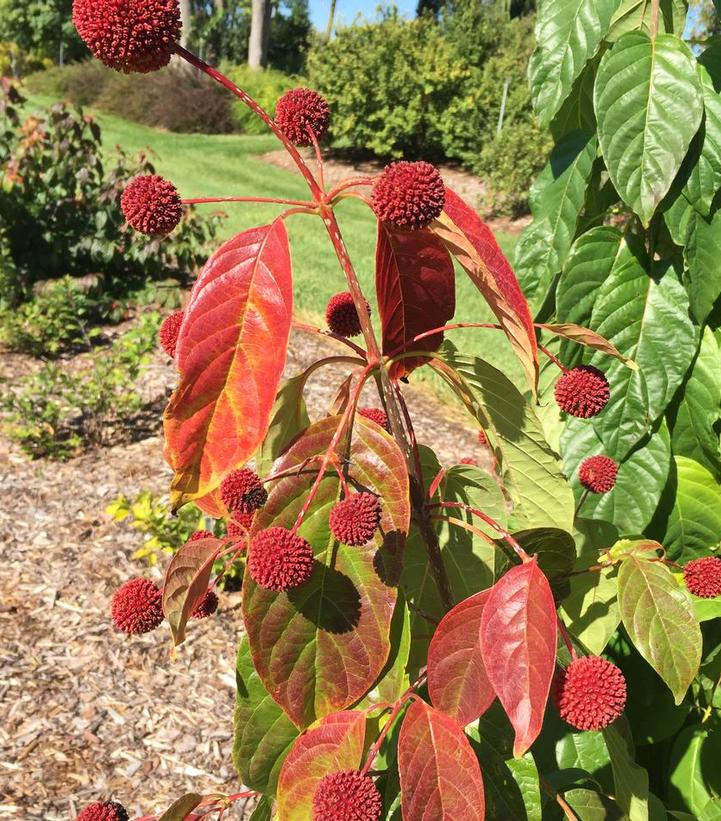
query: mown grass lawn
26 92 524 386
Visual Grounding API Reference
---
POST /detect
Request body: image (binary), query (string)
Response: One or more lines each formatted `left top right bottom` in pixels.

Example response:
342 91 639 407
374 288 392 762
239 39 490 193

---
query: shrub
1 313 160 459
220 63 302 134
0 41 51 77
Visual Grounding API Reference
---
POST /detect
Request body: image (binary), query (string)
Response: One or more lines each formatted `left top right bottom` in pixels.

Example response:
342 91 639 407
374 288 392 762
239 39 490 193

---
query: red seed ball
220 468 267 515
554 365 610 418
159 310 184 358
77 801 129 821
578 455 618 494
227 512 254 537
191 590 218 619
358 407 390 433
312 770 382 821
121 175 182 235
72 0 181 73
111 578 163 635
275 87 330 146
553 656 627 731
188 529 214 542
683 556 721 598
325 291 370 338
371 160 445 230
330 492 382 546
248 527 314 592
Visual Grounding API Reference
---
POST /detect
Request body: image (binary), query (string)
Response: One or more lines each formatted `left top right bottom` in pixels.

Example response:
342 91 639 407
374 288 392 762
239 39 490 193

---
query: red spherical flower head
73 0 180 73
227 511 254 537
371 160 445 230
248 527 314 592
111 578 163 635
220 467 268 515
683 556 721 598
477 429 488 447
275 88 330 146
325 291 370 338
189 529 214 542
159 310 184 358
330 492 382 546
553 656 626 731
192 589 218 619
554 365 610 418
313 770 382 821
578 455 618 494
358 407 390 433
121 175 182 236
77 802 129 821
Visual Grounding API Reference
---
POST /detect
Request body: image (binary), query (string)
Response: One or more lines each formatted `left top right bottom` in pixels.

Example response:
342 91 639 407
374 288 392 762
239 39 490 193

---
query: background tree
0 0 83 63
248 0 271 67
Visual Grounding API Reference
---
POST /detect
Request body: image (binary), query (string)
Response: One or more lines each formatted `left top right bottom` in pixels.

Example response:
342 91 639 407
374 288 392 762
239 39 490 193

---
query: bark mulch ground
0 326 481 819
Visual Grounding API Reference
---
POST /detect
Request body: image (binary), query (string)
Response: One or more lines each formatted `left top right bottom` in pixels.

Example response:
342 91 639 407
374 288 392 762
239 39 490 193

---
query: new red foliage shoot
358 407 390 432
554 365 610 418
683 557 721 598
110 578 163 635
72 0 181 73
371 160 446 230
578 454 618 493
227 512 253 536
553 656 627 731
188 529 214 542
191 589 219 619
312 771 383 821
477 429 488 447
121 175 182 235
158 310 184 358
459 456 478 465
76 801 129 821
275 88 330 146
247 527 314 591
219 468 268 515
325 291 369 338
329 492 382 546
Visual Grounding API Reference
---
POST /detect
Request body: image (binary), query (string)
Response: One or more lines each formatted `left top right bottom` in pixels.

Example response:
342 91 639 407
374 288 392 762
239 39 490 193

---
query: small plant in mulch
70 0 721 819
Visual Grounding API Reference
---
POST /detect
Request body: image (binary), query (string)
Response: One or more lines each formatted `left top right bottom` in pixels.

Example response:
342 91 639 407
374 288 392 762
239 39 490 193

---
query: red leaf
480 560 557 757
157 793 204 821
537 322 638 370
164 221 293 509
427 589 495 726
431 189 538 394
398 699 485 820
162 537 222 646
195 488 227 519
375 222 455 379
277 710 367 821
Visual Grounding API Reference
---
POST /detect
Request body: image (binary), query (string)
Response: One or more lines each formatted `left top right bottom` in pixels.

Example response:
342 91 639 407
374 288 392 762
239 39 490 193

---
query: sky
308 0 417 30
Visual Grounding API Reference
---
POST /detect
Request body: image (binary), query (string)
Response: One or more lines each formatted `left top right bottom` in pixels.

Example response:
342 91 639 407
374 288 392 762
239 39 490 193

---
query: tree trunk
325 0 337 38
248 0 270 69
179 0 192 48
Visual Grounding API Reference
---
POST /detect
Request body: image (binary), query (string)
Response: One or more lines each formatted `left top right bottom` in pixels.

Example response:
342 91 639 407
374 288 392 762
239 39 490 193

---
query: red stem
309 130 325 192
539 343 566 373
182 195 315 207
557 616 576 659
327 177 374 200
293 321 368 358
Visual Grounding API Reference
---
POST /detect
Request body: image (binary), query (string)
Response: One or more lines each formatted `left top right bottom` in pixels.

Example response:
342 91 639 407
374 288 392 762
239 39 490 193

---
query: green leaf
248 796 273 821
435 349 575 533
157 794 204 821
560 563 619 655
670 328 721 478
556 731 613 791
685 205 721 323
587 256 696 460
618 555 702 703
701 798 721 820
256 372 310 478
515 131 598 311
668 725 721 816
681 64 721 218
511 527 576 578
242 416 408 728
233 637 299 794
357 595 411 708
603 724 650 821
550 58 599 141
506 756 543 820
594 32 703 226
607 0 689 41
662 457 721 562
529 0 619 126
565 789 624 820
561 419 671 534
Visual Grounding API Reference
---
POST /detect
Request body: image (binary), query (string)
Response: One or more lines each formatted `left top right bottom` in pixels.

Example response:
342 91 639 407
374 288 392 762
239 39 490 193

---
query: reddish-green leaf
427 589 495 725
398 699 485 820
157 793 204 821
431 188 538 394
277 710 367 821
162 537 222 646
375 222 455 379
537 322 638 370
480 560 557 757
164 221 293 509
243 416 409 727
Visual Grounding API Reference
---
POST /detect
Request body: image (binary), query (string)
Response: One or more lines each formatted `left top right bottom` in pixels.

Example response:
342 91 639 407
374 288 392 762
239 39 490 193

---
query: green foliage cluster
0 86 222 306
1 313 161 459
307 4 546 214
220 63 303 134
0 0 83 68
510 0 721 813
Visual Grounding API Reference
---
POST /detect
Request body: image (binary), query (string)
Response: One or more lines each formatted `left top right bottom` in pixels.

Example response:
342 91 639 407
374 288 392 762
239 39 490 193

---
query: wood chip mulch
0 327 480 818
